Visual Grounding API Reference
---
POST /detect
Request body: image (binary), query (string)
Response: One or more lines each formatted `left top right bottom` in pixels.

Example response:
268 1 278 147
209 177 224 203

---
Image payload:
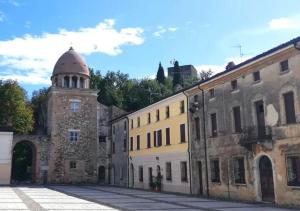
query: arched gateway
11 141 36 184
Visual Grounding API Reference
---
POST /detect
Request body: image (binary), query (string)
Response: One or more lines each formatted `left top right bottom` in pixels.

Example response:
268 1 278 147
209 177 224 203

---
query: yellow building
128 92 190 193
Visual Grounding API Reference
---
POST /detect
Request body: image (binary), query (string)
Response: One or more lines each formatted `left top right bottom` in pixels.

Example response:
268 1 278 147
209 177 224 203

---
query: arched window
72 76 77 88
54 77 58 86
64 76 70 88
80 77 84 88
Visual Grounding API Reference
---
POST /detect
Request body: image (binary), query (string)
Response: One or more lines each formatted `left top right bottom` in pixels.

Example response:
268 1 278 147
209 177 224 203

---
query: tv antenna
232 44 251 62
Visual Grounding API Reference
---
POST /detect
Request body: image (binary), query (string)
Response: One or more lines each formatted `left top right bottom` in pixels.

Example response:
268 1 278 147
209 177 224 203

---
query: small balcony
239 126 273 150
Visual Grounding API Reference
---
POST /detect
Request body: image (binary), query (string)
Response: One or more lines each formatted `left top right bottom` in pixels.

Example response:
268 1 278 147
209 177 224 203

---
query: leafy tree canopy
0 80 34 133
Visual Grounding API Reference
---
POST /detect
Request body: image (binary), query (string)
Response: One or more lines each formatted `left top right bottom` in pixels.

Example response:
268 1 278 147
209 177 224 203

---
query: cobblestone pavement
0 185 296 211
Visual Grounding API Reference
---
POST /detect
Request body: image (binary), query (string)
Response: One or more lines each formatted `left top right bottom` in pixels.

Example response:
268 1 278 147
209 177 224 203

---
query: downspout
183 91 192 194
199 85 209 197
125 116 130 188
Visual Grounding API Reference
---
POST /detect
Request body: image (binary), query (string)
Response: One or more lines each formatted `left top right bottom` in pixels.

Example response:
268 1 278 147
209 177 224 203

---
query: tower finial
69 46 74 51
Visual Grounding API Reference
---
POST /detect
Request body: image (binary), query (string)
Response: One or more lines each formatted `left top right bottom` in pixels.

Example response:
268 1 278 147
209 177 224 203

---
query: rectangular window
166 106 170 119
139 166 143 182
99 136 106 143
180 161 188 182
113 126 115 134
70 161 77 169
137 117 140 127
180 100 185 113
148 113 151 124
131 119 133 129
166 128 170 145
194 95 199 102
284 92 296 124
233 157 246 184
211 159 220 183
137 135 140 150
70 101 80 112
123 139 127 152
209 89 215 99
211 113 217 137
233 106 242 133
156 109 160 121
154 131 157 147
166 162 172 181
147 132 151 148
231 80 238 90
180 124 186 143
130 137 133 151
195 117 200 139
280 60 289 72
157 130 162 147
124 121 127 131
112 142 115 154
287 155 300 186
253 71 260 82
69 131 79 142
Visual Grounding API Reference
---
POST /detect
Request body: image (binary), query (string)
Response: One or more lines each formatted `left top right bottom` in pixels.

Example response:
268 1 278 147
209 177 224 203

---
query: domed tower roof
52 47 89 77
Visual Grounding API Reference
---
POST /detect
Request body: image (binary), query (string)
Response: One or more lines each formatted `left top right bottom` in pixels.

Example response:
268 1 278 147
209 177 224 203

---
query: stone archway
11 141 36 184
253 154 276 203
98 166 105 183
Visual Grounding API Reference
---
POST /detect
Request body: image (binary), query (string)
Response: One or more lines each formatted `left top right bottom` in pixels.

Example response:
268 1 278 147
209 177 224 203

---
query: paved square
0 186 295 211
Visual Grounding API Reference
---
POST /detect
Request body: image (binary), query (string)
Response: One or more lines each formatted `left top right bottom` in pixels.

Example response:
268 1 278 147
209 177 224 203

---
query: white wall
0 132 13 185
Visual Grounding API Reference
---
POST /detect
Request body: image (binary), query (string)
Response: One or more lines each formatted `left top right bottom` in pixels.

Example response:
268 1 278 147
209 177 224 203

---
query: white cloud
153 26 178 37
268 17 299 30
195 56 251 75
8 0 19 6
0 11 5 22
0 19 144 85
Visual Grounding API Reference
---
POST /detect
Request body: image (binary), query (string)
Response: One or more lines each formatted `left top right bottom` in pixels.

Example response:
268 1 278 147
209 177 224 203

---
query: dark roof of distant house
112 36 300 121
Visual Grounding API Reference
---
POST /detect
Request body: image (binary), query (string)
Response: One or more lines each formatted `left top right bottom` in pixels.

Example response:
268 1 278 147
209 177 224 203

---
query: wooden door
198 161 203 195
259 156 275 202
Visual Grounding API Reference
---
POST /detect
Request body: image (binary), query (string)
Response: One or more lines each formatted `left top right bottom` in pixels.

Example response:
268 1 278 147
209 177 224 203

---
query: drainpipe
125 116 130 188
199 85 209 197
183 91 192 194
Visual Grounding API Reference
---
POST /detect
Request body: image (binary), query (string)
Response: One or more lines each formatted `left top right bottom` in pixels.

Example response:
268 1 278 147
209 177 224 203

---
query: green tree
0 80 33 133
156 62 165 84
199 69 213 81
172 60 182 88
31 87 49 133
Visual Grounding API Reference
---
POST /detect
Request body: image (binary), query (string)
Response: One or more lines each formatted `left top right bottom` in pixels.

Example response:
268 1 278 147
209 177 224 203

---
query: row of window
138 161 188 183
194 91 297 138
210 154 300 187
130 124 186 151
130 100 185 129
207 59 290 99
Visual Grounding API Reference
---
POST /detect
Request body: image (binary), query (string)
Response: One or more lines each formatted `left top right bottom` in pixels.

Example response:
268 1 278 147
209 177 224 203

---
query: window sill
211 181 221 185
252 80 262 85
287 185 300 190
209 97 216 102
234 183 247 186
181 180 188 183
279 69 290 75
230 89 240 94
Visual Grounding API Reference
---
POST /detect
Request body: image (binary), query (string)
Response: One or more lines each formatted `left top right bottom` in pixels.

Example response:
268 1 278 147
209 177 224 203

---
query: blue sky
0 0 300 96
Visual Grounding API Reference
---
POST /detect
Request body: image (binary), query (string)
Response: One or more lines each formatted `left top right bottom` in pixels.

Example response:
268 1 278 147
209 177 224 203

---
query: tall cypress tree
156 62 165 84
172 60 182 88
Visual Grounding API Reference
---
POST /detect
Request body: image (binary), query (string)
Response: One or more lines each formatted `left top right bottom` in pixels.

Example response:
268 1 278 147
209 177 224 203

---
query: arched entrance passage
98 166 105 183
259 156 275 202
11 141 36 184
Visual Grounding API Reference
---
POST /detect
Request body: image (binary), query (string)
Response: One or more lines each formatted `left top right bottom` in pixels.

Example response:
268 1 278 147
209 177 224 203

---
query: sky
0 0 300 96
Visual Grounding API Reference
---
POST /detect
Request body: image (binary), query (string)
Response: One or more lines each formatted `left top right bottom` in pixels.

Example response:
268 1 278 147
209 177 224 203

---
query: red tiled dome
52 47 89 77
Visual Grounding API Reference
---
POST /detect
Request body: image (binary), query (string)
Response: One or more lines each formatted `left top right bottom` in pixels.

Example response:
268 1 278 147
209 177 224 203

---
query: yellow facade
128 93 188 157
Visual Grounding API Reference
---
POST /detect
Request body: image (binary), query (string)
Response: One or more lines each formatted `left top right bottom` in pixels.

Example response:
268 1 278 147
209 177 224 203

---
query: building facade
128 92 191 193
111 116 128 187
168 64 198 80
187 37 300 206
0 132 13 185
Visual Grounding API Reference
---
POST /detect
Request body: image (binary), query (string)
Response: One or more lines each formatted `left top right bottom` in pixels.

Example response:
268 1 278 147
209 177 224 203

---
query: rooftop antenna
232 44 251 62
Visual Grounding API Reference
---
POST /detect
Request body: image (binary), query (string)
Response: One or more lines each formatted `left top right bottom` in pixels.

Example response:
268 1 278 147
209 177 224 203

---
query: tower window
80 77 84 88
64 76 70 88
72 76 77 88
70 101 80 112
69 130 79 142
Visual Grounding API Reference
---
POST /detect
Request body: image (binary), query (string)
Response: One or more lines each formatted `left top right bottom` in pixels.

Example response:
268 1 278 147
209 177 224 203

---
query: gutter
198 85 209 197
183 91 192 194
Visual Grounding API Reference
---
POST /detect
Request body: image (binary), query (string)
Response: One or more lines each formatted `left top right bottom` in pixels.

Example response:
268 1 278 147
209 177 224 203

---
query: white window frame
69 99 81 112
68 129 80 142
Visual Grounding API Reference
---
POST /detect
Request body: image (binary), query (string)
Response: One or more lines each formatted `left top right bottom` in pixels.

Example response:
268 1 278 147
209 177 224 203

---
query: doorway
11 141 36 184
98 166 105 183
130 164 134 187
259 156 275 202
198 161 203 195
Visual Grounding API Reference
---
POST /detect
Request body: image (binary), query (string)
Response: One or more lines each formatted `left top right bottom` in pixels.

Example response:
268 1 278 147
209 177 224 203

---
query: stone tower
47 47 98 183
